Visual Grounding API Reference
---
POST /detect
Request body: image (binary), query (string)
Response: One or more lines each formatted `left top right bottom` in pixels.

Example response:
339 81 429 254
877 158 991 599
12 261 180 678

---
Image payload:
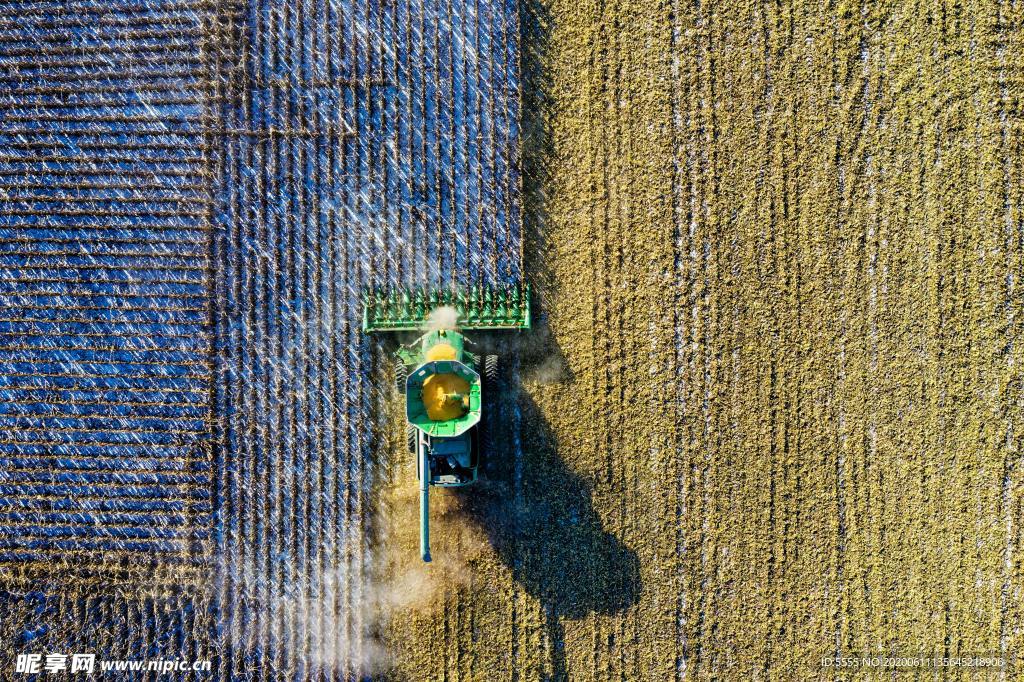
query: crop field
0 0 521 678
2 0 1024 680
380 0 1024 679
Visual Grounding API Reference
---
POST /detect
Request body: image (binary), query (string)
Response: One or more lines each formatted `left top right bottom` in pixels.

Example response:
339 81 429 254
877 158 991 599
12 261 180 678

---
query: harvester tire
476 416 491 464
407 424 416 453
484 355 499 385
478 356 498 463
395 359 407 395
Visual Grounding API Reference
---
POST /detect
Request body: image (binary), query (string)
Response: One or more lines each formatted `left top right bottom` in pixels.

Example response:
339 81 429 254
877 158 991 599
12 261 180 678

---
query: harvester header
362 284 530 332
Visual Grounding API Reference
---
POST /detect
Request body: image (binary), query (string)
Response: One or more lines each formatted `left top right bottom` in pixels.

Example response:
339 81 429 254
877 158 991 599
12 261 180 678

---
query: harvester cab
362 286 530 562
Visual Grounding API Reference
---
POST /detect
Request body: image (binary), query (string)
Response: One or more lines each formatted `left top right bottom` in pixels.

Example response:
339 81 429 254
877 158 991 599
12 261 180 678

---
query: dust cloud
358 467 490 674
426 305 459 331
526 354 566 385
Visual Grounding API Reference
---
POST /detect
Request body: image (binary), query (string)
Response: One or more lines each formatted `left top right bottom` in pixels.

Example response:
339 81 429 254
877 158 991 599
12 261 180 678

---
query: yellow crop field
375 0 1024 679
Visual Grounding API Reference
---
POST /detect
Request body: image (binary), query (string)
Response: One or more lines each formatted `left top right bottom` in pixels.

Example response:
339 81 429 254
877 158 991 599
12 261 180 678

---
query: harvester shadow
463 0 637 676
455 356 641 680
456 2 642 675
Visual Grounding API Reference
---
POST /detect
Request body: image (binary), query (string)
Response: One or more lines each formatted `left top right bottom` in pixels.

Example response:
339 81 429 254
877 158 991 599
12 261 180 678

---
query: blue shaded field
0 0 213 571
0 0 521 678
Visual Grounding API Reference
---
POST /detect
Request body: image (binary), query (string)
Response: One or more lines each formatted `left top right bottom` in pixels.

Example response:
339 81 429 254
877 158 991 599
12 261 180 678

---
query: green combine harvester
363 286 530 562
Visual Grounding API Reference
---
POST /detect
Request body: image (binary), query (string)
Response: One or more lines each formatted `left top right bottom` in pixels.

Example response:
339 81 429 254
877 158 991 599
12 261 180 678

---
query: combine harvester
363 286 530 561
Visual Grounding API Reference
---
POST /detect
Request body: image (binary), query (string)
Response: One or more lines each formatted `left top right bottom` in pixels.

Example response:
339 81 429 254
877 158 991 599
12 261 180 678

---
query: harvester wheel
484 355 499 385
474 420 487 466
395 359 407 395
478 355 499 463
407 424 416 453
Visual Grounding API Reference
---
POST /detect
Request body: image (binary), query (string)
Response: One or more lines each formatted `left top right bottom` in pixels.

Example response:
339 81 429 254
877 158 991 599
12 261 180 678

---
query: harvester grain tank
363 286 530 562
